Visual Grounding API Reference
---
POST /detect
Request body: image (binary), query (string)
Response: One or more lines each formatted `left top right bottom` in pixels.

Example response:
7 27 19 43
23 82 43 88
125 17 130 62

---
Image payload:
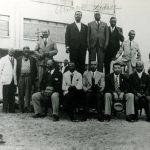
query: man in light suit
104 17 124 75
62 62 83 121
104 62 134 122
65 10 88 74
35 30 58 89
87 10 109 72
110 30 141 75
83 61 105 121
17 47 37 113
0 49 17 113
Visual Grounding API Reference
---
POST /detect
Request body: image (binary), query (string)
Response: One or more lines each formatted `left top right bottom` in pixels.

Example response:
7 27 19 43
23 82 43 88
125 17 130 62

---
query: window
33 0 73 6
0 15 9 37
81 0 115 14
24 18 67 43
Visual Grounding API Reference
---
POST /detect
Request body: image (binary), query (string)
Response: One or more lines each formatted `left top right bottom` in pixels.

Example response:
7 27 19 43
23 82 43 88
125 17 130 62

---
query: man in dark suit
128 61 150 122
32 59 62 121
17 46 37 112
65 11 88 74
87 10 109 72
104 62 133 121
104 17 124 75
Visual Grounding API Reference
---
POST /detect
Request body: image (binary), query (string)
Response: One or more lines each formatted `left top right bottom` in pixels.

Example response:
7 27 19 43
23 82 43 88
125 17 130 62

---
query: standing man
65 11 88 74
35 29 58 89
32 59 62 121
104 62 133 122
128 61 150 122
104 17 124 75
0 49 17 113
17 46 37 113
62 62 83 121
83 61 105 121
87 10 109 72
111 30 141 75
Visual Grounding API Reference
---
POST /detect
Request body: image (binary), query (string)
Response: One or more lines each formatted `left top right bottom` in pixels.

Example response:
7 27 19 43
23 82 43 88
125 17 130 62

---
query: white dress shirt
75 21 81 32
137 72 143 78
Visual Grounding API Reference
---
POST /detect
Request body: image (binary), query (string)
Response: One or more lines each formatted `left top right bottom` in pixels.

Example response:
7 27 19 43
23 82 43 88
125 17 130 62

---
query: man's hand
66 47 70 53
113 92 119 100
137 93 143 98
119 92 124 100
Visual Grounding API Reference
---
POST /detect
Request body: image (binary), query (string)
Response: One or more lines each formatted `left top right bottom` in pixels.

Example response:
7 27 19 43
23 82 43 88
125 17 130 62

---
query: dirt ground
0 108 150 150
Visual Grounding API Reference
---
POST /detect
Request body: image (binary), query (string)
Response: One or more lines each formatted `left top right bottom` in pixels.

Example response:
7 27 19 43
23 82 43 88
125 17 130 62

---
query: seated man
104 62 134 122
128 61 150 122
32 59 62 121
110 30 141 75
62 62 83 122
83 61 105 121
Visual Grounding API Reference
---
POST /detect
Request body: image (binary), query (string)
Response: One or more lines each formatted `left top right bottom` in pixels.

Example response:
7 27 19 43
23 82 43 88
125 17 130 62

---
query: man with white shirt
83 61 105 121
32 59 62 121
0 49 17 113
65 11 88 74
104 17 124 75
104 62 134 121
87 10 109 72
128 61 150 122
110 30 141 75
62 62 83 121
35 30 58 90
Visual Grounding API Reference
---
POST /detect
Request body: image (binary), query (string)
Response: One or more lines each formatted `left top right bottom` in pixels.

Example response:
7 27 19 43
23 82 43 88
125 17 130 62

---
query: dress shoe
146 117 150 122
81 115 87 122
104 115 111 122
53 115 59 121
98 115 104 122
32 113 47 118
126 115 136 122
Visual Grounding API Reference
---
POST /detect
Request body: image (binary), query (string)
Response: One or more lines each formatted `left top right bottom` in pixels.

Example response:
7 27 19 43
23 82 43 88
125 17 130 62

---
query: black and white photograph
0 0 150 149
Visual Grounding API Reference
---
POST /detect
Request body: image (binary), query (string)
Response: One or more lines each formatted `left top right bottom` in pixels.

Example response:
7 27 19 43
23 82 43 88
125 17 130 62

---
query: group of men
0 10 149 123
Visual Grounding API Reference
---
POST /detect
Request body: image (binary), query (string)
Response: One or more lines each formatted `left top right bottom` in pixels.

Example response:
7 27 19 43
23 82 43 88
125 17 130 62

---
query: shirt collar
95 20 100 24
137 71 143 78
75 21 81 24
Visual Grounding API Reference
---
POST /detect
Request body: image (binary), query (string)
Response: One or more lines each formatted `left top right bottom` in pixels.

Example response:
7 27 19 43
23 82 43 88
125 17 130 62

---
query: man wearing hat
0 48 17 113
65 10 88 74
87 10 109 72
35 29 58 89
104 62 134 121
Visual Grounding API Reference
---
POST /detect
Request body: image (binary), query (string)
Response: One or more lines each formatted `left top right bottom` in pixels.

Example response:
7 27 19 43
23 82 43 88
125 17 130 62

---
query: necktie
97 21 100 31
92 72 95 86
10 57 14 68
115 75 120 92
44 39 47 47
70 73 73 84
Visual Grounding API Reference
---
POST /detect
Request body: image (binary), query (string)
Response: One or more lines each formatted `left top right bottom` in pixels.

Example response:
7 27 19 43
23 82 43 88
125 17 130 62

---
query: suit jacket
87 21 109 49
116 40 141 67
62 70 82 95
35 37 58 66
65 22 88 51
83 70 105 92
40 68 62 93
104 73 128 94
129 72 150 96
107 26 124 58
0 55 17 85
16 56 37 84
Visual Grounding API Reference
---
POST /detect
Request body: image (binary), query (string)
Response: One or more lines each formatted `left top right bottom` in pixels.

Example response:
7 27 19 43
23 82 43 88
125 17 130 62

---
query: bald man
110 30 141 75
87 11 109 72
0 49 17 113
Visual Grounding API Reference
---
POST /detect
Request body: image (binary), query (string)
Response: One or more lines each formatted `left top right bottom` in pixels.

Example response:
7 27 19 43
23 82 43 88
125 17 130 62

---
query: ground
0 109 150 150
